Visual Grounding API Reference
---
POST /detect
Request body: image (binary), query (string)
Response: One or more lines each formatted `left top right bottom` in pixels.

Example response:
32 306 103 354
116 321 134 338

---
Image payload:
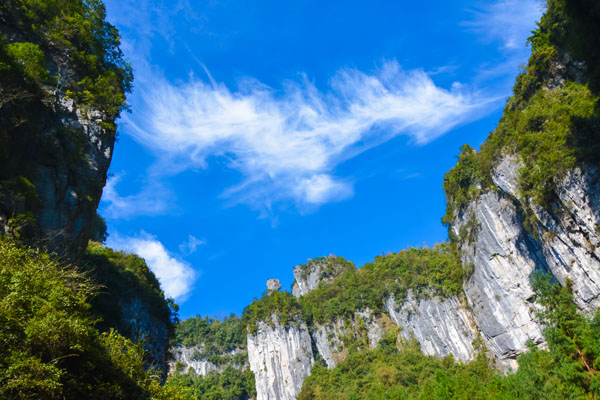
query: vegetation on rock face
294 256 356 284
242 290 304 334
79 242 178 375
0 0 132 116
0 237 189 399
242 244 465 332
174 314 246 365
299 244 464 325
169 315 256 399
167 366 256 400
0 0 132 251
299 274 600 400
81 242 178 339
442 0 600 229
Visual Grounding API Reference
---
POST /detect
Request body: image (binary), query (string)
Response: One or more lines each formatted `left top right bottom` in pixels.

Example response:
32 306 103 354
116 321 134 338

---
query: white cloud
107 232 197 301
463 0 544 50
101 173 174 219
123 60 495 210
179 234 206 255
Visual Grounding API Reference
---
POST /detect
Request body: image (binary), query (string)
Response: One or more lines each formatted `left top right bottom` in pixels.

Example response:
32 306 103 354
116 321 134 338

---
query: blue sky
100 0 543 319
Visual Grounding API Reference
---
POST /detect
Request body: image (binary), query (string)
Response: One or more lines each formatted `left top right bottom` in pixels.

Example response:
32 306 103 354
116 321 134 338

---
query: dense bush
0 0 132 116
0 237 189 399
242 290 304 334
175 315 246 365
80 242 178 342
167 366 256 400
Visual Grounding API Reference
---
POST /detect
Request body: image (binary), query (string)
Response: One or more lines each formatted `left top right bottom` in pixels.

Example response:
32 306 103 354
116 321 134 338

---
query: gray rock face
385 293 479 362
452 155 600 366
0 86 115 259
312 309 385 369
292 256 351 297
168 346 245 376
121 298 170 375
169 347 220 375
454 190 546 366
34 95 114 258
533 166 600 312
267 279 282 292
247 315 314 400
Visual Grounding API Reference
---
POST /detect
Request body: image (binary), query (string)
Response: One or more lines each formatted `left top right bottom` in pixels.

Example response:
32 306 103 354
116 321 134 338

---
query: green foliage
299 244 464 325
242 290 304 334
441 145 486 226
242 245 464 331
5 42 51 83
0 237 190 399
80 242 177 342
90 213 108 243
295 256 356 283
299 272 600 400
167 366 256 400
175 315 246 365
299 333 498 400
1 0 132 116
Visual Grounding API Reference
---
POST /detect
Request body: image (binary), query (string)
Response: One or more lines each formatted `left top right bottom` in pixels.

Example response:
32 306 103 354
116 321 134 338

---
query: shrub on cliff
0 237 189 399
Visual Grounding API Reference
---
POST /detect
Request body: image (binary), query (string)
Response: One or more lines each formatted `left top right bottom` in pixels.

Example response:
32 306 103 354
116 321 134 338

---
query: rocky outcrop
533 166 600 312
453 190 546 366
0 13 121 260
247 154 600 397
169 347 220 375
247 316 314 400
312 310 385 369
30 95 115 258
267 279 282 292
451 155 600 367
168 346 246 376
385 293 479 362
292 256 352 297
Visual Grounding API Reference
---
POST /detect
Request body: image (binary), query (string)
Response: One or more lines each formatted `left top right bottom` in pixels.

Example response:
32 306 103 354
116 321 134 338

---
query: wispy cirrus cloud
463 0 544 50
122 60 495 211
107 231 197 302
179 234 206 255
101 173 174 219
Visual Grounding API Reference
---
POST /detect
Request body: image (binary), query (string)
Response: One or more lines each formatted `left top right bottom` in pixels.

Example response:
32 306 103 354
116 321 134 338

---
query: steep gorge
234 0 600 398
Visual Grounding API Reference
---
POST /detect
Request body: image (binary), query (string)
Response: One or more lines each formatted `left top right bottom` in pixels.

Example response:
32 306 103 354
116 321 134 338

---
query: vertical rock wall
247 316 314 400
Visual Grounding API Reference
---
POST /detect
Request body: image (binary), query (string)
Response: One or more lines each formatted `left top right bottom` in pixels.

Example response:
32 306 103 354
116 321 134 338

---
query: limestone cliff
0 3 130 258
247 315 313 400
246 154 600 397
450 156 600 367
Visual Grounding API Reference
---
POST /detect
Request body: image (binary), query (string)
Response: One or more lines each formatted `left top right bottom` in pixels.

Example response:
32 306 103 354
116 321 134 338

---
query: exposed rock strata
247 316 314 400
311 310 385 369
452 155 600 366
169 347 220 375
248 156 600 397
292 256 351 297
385 293 478 362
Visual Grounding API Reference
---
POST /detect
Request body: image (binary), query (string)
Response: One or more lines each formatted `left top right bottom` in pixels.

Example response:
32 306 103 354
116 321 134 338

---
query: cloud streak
101 173 174 219
124 61 495 210
463 0 544 50
107 232 197 301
